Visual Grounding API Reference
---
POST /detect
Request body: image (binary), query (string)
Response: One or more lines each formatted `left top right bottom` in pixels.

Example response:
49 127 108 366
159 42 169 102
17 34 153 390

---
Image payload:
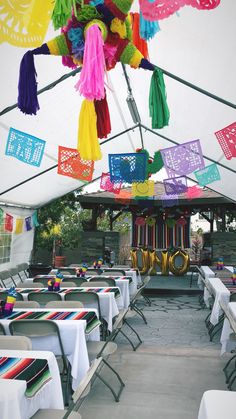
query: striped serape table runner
218 278 236 294
16 287 121 299
0 357 51 398
65 287 121 299
210 267 233 278
87 275 133 284
6 310 100 334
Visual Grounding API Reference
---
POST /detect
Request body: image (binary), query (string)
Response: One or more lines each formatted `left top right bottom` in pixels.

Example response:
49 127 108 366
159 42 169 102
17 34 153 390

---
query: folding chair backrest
65 291 101 319
28 291 62 305
103 269 126 276
60 281 77 288
81 281 109 288
9 319 66 358
45 301 84 309
130 284 146 303
33 277 53 287
112 309 128 331
9 268 22 285
16 263 29 282
86 269 100 275
20 282 43 288
90 277 116 287
70 358 103 409
0 270 16 288
62 278 85 287
0 335 32 350
0 291 24 301
143 275 151 286
14 301 40 309
0 323 6 335
56 268 76 275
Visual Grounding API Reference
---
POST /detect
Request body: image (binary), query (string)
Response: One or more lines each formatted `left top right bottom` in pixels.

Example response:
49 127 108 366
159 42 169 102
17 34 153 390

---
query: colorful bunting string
132 180 155 198
25 217 33 231
6 128 46 167
15 219 24 234
161 140 205 178
0 209 3 225
5 214 13 232
32 211 40 227
214 122 236 160
194 163 220 186
0 209 39 234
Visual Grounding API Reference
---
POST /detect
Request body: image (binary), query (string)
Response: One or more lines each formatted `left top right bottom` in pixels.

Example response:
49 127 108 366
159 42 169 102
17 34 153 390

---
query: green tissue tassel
52 0 78 30
149 67 170 129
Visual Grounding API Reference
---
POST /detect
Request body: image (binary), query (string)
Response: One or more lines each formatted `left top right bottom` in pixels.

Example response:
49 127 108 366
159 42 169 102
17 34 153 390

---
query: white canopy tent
0 0 235 266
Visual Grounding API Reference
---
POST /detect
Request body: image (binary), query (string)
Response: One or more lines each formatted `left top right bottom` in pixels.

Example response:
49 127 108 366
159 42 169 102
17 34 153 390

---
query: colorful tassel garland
130 12 149 59
75 24 105 100
94 93 111 139
139 11 160 41
149 67 170 129
78 99 102 161
17 44 49 115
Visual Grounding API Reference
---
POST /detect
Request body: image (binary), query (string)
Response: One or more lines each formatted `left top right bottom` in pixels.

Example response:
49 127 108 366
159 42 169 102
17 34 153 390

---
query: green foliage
191 234 202 260
34 193 131 254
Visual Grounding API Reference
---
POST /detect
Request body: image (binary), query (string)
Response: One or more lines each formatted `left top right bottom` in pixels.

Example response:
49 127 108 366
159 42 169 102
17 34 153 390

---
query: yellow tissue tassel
78 99 102 161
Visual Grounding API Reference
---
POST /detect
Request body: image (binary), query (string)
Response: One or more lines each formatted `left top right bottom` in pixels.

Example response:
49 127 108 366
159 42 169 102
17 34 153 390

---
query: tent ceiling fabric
0 1 236 208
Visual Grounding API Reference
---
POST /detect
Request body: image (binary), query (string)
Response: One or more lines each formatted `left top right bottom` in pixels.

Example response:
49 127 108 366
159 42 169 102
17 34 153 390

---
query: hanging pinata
17 0 169 162
17 0 220 162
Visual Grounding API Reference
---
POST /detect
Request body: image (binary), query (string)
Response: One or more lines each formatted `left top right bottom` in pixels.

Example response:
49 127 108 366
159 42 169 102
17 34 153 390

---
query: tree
34 194 131 256
191 234 202 261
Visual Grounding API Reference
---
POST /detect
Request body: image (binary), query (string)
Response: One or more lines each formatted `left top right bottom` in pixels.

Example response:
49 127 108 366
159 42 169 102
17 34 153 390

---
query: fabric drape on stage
132 216 190 248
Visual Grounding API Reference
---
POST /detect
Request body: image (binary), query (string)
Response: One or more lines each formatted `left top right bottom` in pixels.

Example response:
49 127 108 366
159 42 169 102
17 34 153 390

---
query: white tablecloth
198 389 236 419
206 278 230 326
0 308 100 390
199 266 216 280
87 277 129 307
0 349 63 419
220 302 236 354
17 287 120 332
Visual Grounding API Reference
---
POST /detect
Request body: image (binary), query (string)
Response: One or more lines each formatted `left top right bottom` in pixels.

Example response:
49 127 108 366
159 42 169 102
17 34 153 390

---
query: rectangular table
198 389 236 419
207 266 234 278
0 349 63 419
44 272 135 301
86 276 131 306
205 278 230 326
0 308 100 390
14 287 121 332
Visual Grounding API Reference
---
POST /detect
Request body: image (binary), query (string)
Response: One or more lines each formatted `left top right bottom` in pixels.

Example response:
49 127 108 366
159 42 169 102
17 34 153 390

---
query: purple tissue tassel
18 44 50 115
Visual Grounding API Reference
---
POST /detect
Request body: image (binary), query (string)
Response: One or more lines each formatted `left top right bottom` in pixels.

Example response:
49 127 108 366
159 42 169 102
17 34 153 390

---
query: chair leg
143 295 151 306
223 353 236 382
209 322 223 342
130 303 147 324
95 358 125 402
123 319 142 350
228 370 236 390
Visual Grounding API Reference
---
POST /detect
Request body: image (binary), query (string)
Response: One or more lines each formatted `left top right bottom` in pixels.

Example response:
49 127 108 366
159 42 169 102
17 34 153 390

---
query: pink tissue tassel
75 25 105 100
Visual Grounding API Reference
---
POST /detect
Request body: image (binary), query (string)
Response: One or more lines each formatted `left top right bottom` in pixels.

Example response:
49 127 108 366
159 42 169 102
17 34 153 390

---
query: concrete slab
79 296 230 419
